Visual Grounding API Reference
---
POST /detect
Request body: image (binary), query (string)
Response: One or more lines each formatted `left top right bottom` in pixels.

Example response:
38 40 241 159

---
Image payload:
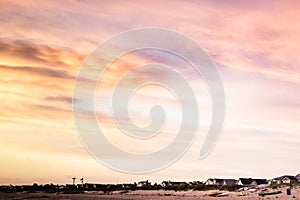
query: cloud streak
0 65 75 79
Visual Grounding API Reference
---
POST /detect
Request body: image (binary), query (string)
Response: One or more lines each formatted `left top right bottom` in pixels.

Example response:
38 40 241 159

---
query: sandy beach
1 188 299 200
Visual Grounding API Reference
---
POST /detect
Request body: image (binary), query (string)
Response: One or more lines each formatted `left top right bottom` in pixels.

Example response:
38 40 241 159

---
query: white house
282 177 292 184
237 178 267 186
269 175 298 185
137 180 151 187
205 178 224 186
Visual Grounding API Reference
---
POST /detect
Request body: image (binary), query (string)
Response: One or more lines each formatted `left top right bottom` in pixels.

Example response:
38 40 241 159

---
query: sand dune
0 188 299 200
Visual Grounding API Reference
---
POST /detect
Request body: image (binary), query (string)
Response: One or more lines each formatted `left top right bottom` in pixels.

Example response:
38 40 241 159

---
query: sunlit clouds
0 0 300 184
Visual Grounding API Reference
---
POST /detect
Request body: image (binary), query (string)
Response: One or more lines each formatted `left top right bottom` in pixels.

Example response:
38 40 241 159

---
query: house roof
253 179 267 185
273 175 297 181
207 178 223 182
238 178 252 185
208 178 224 184
238 178 266 185
137 180 151 186
169 181 187 184
223 179 237 186
138 180 149 183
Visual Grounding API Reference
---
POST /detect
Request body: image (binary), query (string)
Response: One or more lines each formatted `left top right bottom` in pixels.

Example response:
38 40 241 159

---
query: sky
1 0 300 185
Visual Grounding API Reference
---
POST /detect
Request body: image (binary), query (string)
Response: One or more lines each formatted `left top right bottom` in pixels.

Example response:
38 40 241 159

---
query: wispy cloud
0 65 75 79
0 39 83 69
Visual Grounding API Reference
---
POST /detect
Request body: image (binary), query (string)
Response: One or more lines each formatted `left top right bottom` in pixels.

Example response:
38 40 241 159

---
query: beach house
205 178 224 186
137 180 151 187
269 175 298 185
237 178 267 186
161 181 187 188
222 179 237 186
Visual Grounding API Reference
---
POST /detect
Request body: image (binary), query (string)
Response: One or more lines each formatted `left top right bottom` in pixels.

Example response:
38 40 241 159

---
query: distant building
296 174 300 182
66 184 77 189
205 178 224 186
222 179 237 186
83 183 97 189
161 181 187 187
20 185 34 191
189 181 203 185
205 179 237 186
122 183 136 189
237 178 267 186
137 180 151 187
82 183 108 190
269 175 298 185
0 186 11 190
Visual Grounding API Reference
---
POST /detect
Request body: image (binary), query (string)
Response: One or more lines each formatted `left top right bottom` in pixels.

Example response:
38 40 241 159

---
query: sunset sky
1 0 300 185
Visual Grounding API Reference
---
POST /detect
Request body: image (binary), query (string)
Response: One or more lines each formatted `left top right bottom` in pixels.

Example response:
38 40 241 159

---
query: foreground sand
0 188 299 200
